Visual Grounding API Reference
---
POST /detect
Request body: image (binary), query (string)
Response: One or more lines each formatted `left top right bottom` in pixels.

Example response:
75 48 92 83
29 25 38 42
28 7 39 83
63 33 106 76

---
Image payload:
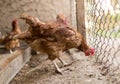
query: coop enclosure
0 0 120 83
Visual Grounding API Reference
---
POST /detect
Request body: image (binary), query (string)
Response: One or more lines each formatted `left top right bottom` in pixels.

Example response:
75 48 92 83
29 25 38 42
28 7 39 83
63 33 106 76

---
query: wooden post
76 0 86 37
0 47 31 84
70 0 77 28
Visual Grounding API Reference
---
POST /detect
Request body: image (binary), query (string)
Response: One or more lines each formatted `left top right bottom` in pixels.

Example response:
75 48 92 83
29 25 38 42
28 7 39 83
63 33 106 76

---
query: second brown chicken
0 19 21 54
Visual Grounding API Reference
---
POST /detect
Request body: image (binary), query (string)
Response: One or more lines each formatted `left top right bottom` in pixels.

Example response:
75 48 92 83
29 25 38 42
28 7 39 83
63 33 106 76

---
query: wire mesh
85 0 120 83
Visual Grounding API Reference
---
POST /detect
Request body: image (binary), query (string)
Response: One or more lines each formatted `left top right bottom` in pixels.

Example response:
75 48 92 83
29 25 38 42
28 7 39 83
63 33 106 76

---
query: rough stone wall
0 0 76 33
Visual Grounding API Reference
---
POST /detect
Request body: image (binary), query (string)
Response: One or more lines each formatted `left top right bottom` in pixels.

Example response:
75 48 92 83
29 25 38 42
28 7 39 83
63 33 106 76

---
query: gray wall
0 0 76 33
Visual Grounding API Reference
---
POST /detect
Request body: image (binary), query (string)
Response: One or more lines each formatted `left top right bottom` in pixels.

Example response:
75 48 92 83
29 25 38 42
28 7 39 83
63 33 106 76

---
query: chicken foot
59 57 78 68
52 51 75 74
52 60 63 74
52 57 76 74
58 50 74 67
58 57 71 67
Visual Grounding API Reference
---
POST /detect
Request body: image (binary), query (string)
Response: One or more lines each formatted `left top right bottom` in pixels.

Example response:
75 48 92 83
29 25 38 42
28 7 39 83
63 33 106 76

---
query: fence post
76 0 86 38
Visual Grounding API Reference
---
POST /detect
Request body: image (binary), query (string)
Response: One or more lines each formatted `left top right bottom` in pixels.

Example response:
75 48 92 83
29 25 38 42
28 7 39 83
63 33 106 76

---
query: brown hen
13 14 94 74
0 19 21 54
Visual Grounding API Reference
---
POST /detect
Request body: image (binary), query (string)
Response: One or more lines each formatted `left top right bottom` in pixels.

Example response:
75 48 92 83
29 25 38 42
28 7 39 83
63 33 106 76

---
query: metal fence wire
85 0 120 83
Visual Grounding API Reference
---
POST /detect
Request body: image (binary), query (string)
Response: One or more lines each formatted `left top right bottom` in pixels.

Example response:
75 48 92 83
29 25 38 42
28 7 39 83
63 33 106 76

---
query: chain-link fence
85 0 120 83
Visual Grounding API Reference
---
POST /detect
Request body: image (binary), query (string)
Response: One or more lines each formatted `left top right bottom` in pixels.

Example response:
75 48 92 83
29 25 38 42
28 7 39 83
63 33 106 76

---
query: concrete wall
0 0 76 33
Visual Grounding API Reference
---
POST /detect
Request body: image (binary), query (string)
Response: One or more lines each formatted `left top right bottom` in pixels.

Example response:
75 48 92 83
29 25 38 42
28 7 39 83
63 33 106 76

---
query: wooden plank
70 0 77 28
76 0 86 37
0 47 31 84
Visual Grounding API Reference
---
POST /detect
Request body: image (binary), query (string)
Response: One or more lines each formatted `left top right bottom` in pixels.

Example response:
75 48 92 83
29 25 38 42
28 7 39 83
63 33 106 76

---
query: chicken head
85 48 95 56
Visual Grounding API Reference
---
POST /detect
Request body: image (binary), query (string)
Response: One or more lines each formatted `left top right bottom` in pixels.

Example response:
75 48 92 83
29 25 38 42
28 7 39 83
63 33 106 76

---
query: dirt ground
9 49 110 84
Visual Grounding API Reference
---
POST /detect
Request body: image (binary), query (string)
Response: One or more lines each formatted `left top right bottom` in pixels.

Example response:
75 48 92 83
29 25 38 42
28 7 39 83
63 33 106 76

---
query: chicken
0 19 21 54
13 14 95 74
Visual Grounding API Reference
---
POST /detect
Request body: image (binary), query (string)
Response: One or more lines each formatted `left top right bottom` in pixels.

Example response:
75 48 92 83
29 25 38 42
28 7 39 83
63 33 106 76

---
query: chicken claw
58 57 69 67
58 57 79 67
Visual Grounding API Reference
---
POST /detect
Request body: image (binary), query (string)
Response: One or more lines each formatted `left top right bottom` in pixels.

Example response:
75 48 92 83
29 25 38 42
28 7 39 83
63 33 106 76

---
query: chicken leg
57 51 73 67
10 49 13 54
52 60 62 74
